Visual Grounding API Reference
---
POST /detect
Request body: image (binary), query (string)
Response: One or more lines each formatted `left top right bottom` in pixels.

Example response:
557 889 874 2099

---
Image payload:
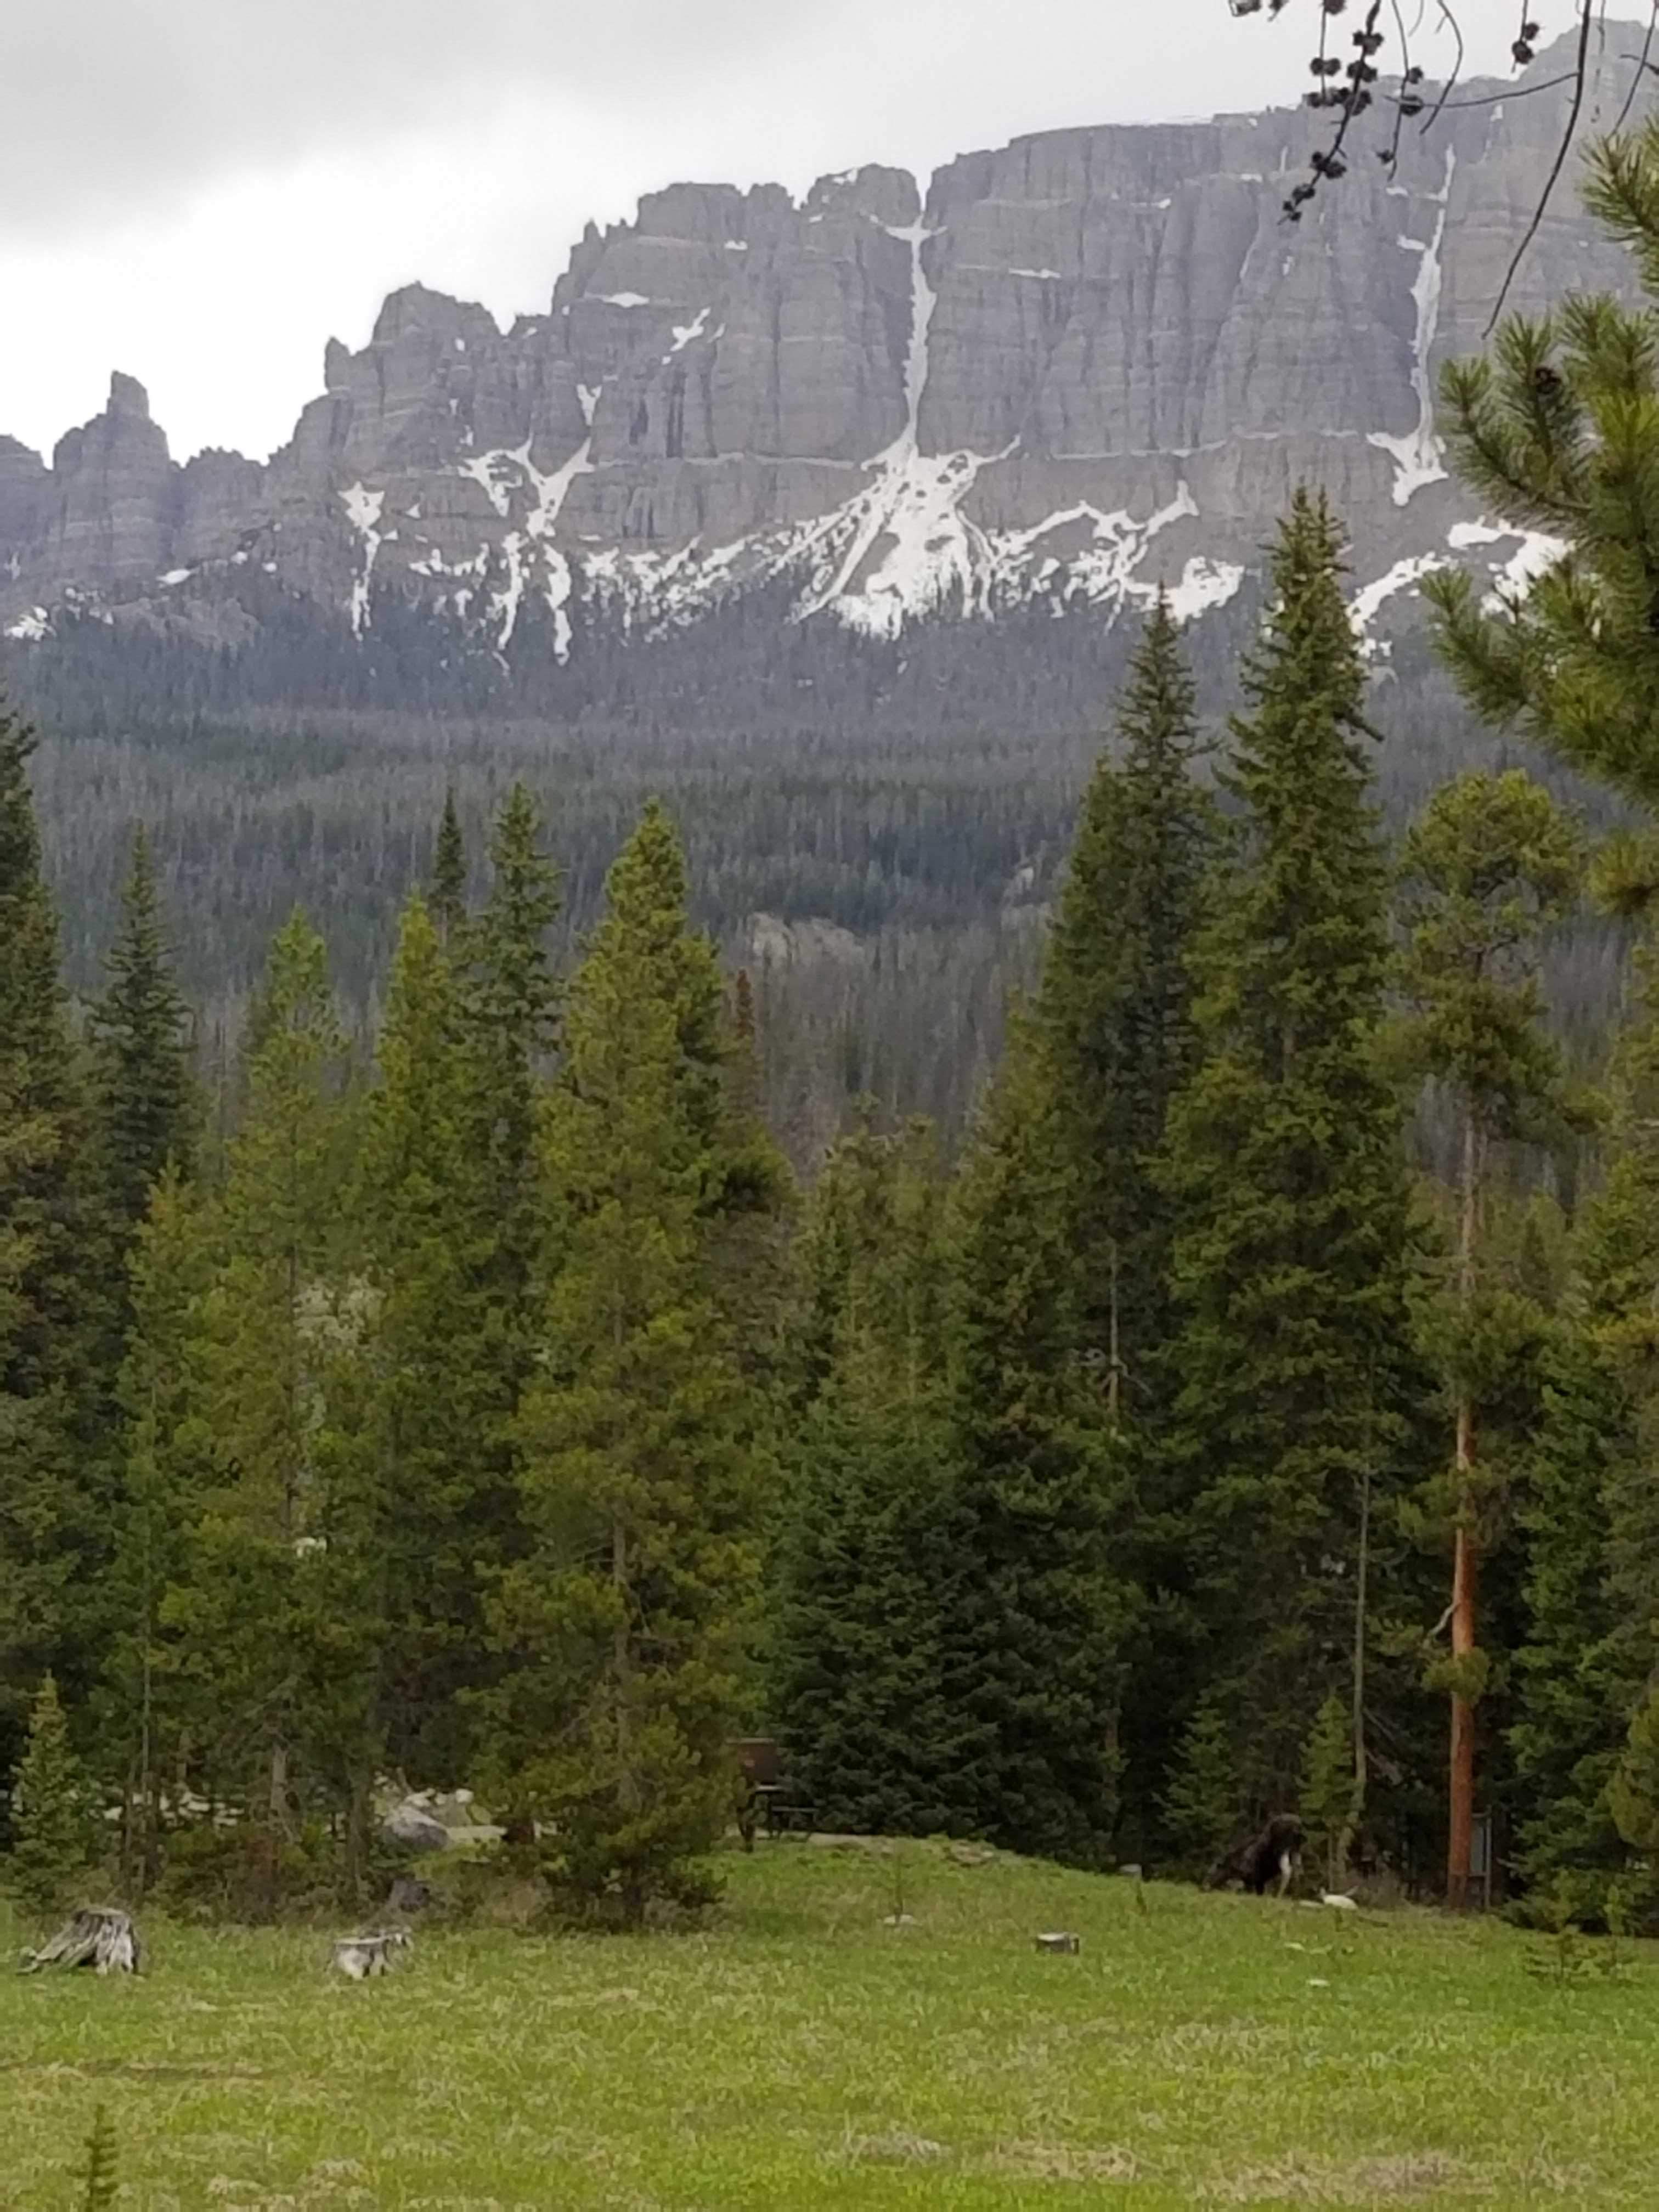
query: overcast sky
0 0 1610 464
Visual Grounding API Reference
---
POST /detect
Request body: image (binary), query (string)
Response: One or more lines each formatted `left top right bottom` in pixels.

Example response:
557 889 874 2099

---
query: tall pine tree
165 913 355 1885
933 1036 1135 1866
89 826 196 1243
483 803 764 1918
1028 590 1217 1844
1033 590 1215 1423
1393 769 1581 1907
1158 491 1418 1815
0 699 104 1790
774 1115 953 1835
351 891 498 1785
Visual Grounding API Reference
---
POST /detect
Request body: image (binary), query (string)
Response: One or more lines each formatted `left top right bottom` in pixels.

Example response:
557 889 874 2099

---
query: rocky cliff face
0 32 1634 666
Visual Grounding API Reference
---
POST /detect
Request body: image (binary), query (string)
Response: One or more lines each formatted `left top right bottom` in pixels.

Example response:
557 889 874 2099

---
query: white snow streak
1447 517 1567 603
519 436 595 660
1165 556 1246 623
1369 148 1455 506
1348 554 1449 654
339 481 385 635
668 306 710 356
597 291 651 308
459 439 596 656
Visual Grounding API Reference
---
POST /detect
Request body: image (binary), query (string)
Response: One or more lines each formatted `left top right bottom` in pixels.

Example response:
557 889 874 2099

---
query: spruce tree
8 1673 91 1919
1033 589 1215 1421
1511 1331 1633 1904
100 1167 219 1892
1393 769 1581 1907
89 826 196 1241
0 698 104 1786
1158 491 1417 1813
166 912 354 1881
1160 1694 1240 1874
774 1115 952 1833
483 803 762 1919
1301 1693 1353 1892
455 783 562 1528
933 1038 1134 1867
1027 590 1217 1846
430 788 469 947
352 892 497 1784
1513 932 1659 1914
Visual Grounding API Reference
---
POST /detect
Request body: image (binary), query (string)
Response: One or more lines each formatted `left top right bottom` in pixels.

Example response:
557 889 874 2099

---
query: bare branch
1485 1 1596 334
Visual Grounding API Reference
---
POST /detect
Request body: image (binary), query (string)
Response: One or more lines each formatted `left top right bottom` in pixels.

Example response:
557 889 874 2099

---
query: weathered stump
20 1908 142 1976
330 1929 412 1980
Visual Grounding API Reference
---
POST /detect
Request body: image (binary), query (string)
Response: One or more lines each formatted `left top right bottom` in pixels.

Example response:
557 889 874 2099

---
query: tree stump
20 1908 142 1976
1034 1931 1081 1954
330 1929 412 1980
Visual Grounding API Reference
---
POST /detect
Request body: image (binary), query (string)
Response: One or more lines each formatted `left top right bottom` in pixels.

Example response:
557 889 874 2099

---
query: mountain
0 30 1637 693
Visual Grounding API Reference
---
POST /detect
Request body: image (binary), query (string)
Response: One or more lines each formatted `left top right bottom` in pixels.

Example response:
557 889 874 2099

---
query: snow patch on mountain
1448 518 1568 609
1349 553 1449 654
1164 556 1246 623
339 482 386 636
1369 149 1454 506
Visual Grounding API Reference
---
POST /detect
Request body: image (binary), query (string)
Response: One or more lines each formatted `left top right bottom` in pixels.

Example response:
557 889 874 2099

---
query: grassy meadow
3 1841 1657 2210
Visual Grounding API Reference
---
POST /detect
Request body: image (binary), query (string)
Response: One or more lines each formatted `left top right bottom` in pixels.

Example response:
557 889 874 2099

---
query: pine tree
454 783 562 1542
1393 769 1582 1907
483 803 763 1919
1301 1692 1353 1892
1160 1694 1240 1874
165 912 354 1886
1426 119 1659 811
774 1389 956 1837
933 1038 1134 1867
774 1115 951 1833
1158 491 1418 1813
704 969 795 1390
100 1168 219 1892
89 826 196 1241
352 892 498 1785
1027 590 1217 1846
1034 589 1215 1422
0 698 105 1789
430 788 469 947
8 1673 91 1920
1511 1330 1633 1902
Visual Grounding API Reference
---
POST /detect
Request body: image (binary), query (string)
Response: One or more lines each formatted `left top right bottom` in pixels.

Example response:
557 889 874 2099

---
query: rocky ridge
1 31 1637 668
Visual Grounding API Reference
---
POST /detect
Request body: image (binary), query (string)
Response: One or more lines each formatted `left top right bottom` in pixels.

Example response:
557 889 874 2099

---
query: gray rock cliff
0 30 1641 657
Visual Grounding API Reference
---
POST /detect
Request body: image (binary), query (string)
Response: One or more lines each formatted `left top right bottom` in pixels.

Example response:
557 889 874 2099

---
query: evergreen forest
14 121 1659 1933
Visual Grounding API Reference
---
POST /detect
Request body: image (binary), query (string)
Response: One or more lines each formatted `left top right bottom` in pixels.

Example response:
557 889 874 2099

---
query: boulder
380 1799 449 1855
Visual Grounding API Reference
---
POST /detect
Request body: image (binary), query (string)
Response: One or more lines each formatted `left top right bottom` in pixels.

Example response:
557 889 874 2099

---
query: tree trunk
1338 1465 1370 1884
1447 1110 1481 1911
613 1515 637 1816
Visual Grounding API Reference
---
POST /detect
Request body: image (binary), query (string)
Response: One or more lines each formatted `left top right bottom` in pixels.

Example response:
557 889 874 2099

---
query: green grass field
3 1841 1657 2210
